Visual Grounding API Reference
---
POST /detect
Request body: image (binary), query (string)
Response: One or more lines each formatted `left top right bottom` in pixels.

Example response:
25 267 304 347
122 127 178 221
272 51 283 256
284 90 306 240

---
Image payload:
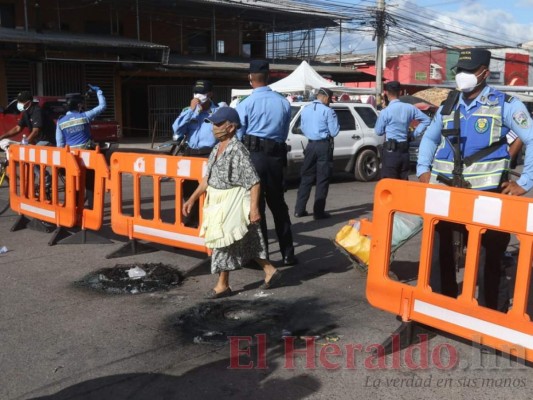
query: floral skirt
211 224 267 274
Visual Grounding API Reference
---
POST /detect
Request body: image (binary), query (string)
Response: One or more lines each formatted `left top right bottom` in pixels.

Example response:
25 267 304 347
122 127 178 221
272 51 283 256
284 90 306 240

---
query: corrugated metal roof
193 0 347 20
164 55 375 83
0 27 168 50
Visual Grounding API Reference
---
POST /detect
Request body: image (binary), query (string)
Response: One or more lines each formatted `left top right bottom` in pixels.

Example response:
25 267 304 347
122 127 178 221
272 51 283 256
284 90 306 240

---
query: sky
318 0 533 55
416 0 533 25
413 0 533 43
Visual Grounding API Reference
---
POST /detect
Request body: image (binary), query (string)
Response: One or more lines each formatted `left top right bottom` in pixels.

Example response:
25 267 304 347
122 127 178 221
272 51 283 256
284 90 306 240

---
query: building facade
0 0 372 139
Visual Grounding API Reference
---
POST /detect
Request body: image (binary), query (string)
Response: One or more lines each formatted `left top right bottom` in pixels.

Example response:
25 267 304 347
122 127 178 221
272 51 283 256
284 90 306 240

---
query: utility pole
136 0 140 40
375 0 386 105
339 19 342 66
23 0 29 31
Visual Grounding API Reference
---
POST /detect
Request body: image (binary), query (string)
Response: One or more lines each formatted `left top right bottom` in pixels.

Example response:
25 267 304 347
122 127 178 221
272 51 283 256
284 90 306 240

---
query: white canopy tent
231 60 375 97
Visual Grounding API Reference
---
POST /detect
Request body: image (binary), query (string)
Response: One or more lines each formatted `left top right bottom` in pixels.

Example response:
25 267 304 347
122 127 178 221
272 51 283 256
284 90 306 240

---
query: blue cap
193 80 213 94
249 60 269 73
206 107 241 127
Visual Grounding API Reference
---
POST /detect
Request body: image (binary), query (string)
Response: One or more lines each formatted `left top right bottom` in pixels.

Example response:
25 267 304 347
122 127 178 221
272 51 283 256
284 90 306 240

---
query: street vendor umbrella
399 95 437 111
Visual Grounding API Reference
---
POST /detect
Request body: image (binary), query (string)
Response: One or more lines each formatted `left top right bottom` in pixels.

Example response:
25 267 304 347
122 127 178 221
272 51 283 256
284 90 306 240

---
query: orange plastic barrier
109 152 208 254
8 144 80 228
364 178 533 361
68 147 110 231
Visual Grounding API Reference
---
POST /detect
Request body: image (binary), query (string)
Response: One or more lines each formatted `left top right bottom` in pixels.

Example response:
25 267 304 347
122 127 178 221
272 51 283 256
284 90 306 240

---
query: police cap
65 93 85 110
193 80 213 94
205 106 241 128
452 48 491 71
318 87 334 100
249 60 269 73
384 80 401 92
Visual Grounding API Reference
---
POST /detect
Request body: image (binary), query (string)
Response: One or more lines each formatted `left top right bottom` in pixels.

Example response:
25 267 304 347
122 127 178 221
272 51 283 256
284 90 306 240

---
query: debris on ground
79 263 182 294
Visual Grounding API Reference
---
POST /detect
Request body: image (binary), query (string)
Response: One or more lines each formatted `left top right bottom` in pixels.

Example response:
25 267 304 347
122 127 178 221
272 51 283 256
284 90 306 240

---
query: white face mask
455 70 486 93
16 102 25 112
194 93 208 104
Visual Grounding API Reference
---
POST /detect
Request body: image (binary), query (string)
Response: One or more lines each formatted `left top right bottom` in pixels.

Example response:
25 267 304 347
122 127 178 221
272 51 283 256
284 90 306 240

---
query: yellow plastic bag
334 221 371 265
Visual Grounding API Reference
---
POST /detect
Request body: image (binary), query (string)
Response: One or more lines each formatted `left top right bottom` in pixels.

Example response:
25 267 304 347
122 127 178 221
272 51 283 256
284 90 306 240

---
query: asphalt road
1 166 533 400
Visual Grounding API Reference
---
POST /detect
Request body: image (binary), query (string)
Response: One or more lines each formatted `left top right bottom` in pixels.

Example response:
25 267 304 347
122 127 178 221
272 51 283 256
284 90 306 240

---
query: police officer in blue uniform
173 80 219 226
294 87 340 219
417 48 533 311
236 60 297 266
172 80 218 156
375 80 430 180
56 85 106 208
56 85 106 148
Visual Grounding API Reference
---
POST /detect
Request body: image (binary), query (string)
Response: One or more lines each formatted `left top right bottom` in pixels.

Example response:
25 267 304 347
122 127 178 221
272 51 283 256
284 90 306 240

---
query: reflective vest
430 89 510 190
57 112 91 146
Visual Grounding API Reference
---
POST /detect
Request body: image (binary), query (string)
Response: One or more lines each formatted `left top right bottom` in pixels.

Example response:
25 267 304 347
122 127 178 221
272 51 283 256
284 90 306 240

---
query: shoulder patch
513 111 530 128
504 94 514 103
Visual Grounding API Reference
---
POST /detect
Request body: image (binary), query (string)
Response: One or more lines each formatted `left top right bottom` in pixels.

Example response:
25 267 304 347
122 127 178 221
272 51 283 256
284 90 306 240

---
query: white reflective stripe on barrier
414 300 533 350
133 225 205 246
20 203 56 219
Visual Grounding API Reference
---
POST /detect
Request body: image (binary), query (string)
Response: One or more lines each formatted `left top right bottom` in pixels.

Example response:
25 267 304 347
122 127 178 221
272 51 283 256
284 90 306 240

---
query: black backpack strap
463 136 507 167
441 90 461 115
462 92 513 166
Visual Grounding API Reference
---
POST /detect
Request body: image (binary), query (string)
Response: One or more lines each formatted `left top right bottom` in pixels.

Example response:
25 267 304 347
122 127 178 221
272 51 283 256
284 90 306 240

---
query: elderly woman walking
183 107 282 299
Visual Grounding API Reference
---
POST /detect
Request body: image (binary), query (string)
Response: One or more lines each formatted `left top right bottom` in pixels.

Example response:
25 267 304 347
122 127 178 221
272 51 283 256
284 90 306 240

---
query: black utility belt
242 134 286 155
308 138 329 143
183 146 213 156
384 139 409 152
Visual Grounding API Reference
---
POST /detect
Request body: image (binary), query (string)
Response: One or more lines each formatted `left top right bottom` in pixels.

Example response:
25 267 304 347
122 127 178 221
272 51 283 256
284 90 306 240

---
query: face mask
16 102 25 112
455 70 486 93
213 123 230 141
194 93 208 104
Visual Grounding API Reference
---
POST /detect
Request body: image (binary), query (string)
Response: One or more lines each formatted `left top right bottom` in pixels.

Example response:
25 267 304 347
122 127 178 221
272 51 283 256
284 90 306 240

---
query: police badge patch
475 118 489 133
513 111 530 128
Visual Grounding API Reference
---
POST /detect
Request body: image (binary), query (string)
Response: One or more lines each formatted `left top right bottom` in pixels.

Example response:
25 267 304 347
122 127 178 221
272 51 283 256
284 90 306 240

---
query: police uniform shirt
375 99 430 142
417 85 533 191
300 100 340 140
236 86 291 143
56 90 106 147
172 102 219 149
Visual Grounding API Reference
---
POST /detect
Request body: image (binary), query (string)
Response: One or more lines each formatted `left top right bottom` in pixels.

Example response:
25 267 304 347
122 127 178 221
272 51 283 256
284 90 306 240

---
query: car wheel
354 149 379 181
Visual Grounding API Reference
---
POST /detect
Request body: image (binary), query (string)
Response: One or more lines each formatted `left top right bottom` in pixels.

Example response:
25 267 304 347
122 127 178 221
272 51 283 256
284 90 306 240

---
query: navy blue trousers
294 140 332 215
381 149 410 180
430 221 510 312
249 151 295 260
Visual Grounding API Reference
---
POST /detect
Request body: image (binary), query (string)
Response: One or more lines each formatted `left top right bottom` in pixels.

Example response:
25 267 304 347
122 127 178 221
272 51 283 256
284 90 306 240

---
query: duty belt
384 139 409 152
242 134 287 156
183 146 212 156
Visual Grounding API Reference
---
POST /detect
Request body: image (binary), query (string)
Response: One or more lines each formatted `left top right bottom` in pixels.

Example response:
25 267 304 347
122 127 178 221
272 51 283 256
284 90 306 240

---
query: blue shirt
300 100 340 140
172 102 219 149
56 89 106 147
417 86 533 192
236 86 291 143
375 99 431 141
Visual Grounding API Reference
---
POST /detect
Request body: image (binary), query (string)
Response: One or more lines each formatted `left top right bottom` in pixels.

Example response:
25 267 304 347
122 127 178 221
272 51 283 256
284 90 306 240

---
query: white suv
286 102 383 181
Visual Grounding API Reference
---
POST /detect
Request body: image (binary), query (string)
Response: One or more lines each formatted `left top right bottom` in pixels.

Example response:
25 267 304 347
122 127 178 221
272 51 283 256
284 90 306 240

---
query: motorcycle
155 133 187 156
